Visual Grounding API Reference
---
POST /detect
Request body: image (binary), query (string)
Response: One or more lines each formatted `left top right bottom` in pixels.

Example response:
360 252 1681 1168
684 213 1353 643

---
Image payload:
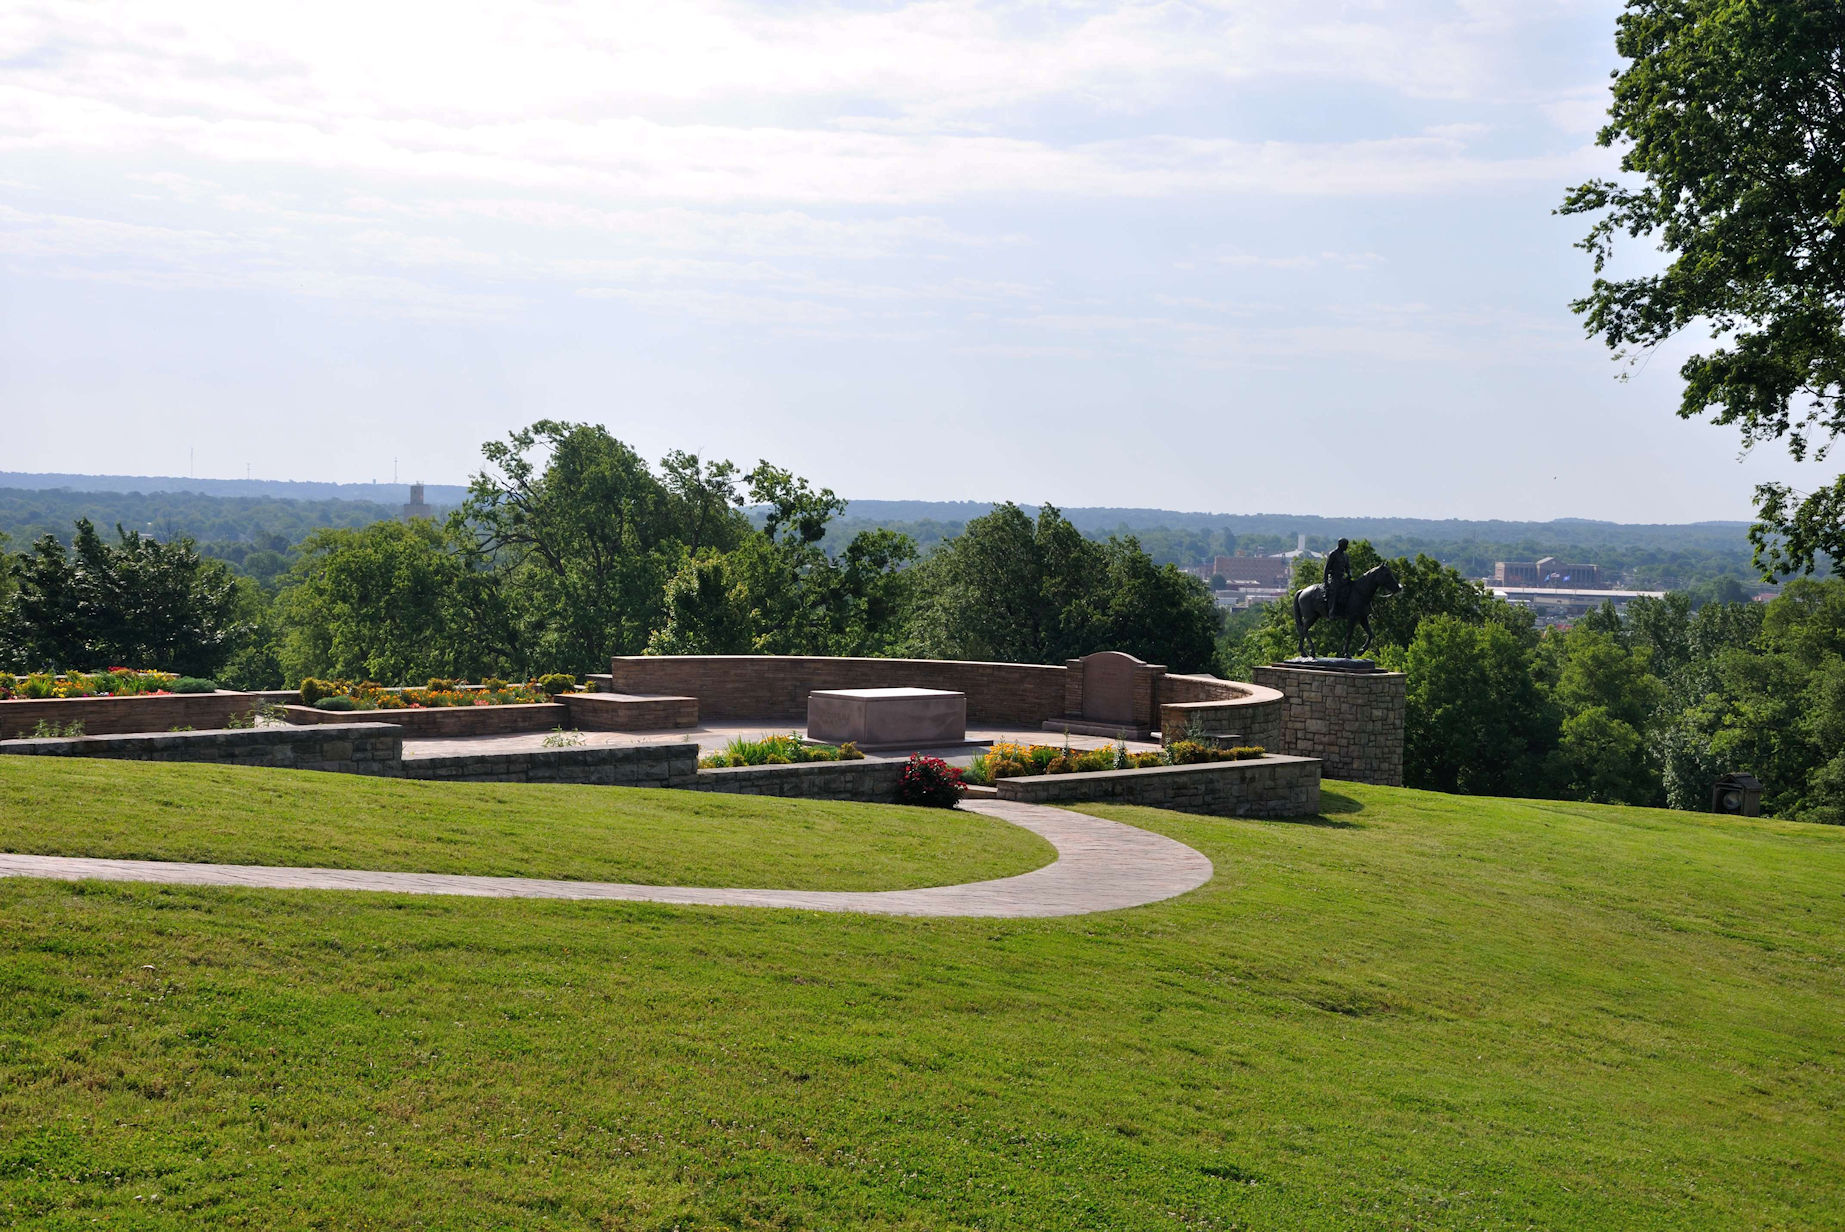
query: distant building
1494 557 1602 589
401 482 435 522
1208 535 1320 588
1491 586 1662 620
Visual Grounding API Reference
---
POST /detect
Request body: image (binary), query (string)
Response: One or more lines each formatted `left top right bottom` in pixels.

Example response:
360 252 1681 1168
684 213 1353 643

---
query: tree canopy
1561 0 1845 577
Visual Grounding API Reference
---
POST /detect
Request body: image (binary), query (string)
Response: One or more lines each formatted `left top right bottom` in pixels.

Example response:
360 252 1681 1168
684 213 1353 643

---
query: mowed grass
0 758 1053 890
2 780 1843 1229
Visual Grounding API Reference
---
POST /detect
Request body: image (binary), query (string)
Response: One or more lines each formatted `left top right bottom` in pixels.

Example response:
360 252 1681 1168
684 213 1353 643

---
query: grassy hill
1 764 1841 1228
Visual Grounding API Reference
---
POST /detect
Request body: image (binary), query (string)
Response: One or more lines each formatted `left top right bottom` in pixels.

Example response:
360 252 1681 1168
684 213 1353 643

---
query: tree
1556 706 1657 804
1403 616 1557 796
1561 0 1845 576
0 519 248 676
904 503 1220 671
275 521 512 684
647 466 915 657
460 421 686 672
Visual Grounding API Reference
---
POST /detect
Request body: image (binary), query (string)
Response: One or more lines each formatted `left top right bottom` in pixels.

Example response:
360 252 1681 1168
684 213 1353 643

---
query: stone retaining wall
693 759 907 802
1251 665 1405 786
281 702 568 737
994 754 1320 818
403 742 697 788
609 655 1070 726
0 722 404 774
1157 676 1284 749
561 691 698 730
0 690 262 740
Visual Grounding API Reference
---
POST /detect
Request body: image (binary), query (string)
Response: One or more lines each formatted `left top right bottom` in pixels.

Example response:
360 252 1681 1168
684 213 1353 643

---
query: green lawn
0 758 1053 890
1 773 1842 1229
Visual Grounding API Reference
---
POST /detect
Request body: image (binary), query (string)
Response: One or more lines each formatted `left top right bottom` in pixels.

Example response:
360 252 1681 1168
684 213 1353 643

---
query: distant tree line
0 421 1221 690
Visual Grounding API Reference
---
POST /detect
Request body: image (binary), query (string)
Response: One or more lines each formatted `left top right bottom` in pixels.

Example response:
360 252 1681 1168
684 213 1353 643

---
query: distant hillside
0 472 470 506
1 478 1770 589
837 500 1753 551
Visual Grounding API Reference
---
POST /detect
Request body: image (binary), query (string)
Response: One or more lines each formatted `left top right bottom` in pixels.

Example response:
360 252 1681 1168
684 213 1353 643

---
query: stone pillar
1250 664 1405 786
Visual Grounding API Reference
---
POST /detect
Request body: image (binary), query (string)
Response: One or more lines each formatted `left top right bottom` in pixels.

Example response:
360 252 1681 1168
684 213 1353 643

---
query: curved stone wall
1155 674 1285 751
609 654 1289 743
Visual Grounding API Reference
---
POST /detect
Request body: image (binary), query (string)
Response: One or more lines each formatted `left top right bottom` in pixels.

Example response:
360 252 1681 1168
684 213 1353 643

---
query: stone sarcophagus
806 687 966 749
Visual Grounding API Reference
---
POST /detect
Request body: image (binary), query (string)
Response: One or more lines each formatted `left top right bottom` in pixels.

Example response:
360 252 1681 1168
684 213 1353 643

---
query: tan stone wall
607 655 1070 725
1250 665 1405 786
0 691 261 740
0 722 404 774
995 754 1319 818
561 692 697 731
1155 675 1285 750
282 702 567 737
692 759 906 802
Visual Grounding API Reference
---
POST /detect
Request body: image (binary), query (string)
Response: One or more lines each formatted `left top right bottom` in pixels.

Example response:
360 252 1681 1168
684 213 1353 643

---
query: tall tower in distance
402 482 434 522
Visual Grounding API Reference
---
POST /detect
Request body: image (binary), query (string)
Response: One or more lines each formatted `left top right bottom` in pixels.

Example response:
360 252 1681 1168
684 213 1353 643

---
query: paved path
0 800 1212 918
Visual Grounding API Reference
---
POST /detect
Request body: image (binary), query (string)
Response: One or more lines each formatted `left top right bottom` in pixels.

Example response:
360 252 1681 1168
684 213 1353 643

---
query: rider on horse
1323 538 1352 622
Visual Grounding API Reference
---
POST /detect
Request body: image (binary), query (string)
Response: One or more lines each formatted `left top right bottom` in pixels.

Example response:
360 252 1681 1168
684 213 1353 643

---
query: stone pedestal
807 687 966 748
1251 663 1405 786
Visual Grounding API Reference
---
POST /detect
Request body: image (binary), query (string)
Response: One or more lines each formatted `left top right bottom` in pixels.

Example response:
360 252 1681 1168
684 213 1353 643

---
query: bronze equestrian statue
1294 546 1401 658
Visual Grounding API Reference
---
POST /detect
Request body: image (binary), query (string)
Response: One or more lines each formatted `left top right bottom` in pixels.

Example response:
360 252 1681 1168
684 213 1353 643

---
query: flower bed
0 690 258 740
297 675 579 711
698 732 865 768
964 739 1266 786
0 669 208 701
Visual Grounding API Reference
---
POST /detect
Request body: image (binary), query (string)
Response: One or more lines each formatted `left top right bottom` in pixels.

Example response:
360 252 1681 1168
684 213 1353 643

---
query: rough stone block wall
0 691 264 740
692 759 907 802
1250 665 1405 786
282 702 568 737
561 692 698 731
0 722 405 775
608 656 1070 726
994 755 1320 818
402 742 698 788
1155 676 1285 751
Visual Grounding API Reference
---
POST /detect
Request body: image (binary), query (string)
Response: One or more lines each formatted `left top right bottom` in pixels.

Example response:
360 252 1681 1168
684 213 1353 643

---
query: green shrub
1072 749 1113 773
537 673 578 696
1046 755 1073 775
21 674 56 700
171 677 218 694
298 678 332 705
1227 745 1267 760
316 695 369 712
963 753 992 786
836 742 864 761
1128 751 1168 769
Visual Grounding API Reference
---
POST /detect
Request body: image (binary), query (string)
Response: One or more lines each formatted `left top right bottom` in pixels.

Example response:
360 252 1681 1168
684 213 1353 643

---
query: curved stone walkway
0 799 1212 919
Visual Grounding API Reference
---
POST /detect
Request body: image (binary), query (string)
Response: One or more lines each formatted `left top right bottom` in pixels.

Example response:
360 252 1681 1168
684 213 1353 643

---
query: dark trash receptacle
1711 772 1763 817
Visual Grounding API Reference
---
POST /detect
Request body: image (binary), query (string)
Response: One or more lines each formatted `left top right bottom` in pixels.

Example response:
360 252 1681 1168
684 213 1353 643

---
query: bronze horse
1294 563 1401 658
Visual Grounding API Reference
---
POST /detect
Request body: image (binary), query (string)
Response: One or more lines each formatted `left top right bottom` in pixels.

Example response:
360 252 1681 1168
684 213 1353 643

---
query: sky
1 0 1833 522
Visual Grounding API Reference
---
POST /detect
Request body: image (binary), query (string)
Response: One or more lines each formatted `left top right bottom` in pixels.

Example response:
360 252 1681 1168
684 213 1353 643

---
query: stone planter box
0 722 405 774
0 690 261 740
560 691 697 730
994 754 1320 819
281 702 567 737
